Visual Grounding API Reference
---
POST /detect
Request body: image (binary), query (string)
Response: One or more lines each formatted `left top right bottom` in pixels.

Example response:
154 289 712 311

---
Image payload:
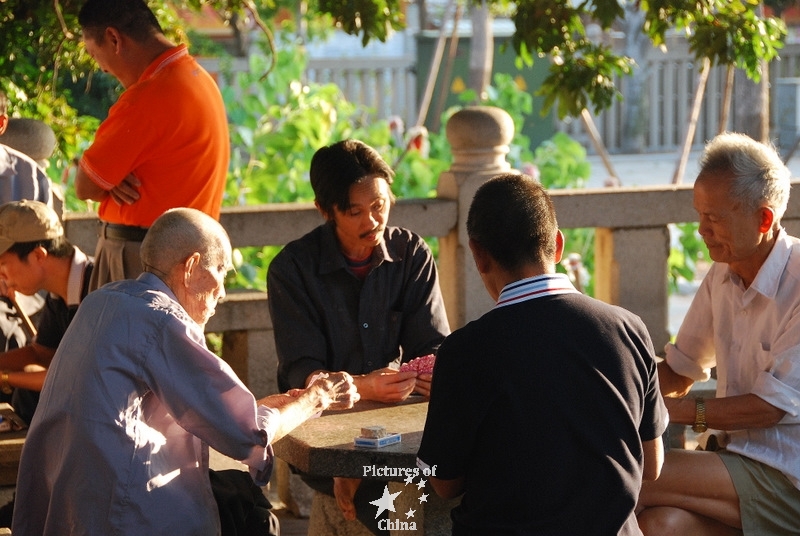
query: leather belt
98 222 149 242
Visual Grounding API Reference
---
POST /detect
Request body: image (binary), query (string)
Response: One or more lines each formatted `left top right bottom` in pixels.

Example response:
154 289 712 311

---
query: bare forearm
260 372 358 443
0 345 41 371
270 388 329 443
5 370 46 391
75 166 108 201
641 437 664 481
666 393 786 430
30 343 56 367
657 360 695 398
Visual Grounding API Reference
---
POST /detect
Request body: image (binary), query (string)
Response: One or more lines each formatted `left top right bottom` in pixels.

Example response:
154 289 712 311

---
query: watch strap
692 396 707 433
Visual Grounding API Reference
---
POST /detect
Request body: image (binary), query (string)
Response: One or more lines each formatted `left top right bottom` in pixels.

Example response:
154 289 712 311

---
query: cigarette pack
354 432 401 448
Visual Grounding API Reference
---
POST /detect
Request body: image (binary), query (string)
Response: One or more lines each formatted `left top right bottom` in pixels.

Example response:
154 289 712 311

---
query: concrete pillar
594 226 671 351
436 106 516 329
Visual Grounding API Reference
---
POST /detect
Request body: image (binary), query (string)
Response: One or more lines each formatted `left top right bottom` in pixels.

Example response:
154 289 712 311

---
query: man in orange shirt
74 0 229 290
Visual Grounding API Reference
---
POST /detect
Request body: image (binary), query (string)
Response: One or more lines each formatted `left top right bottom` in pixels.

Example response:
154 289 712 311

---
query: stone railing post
436 106 515 329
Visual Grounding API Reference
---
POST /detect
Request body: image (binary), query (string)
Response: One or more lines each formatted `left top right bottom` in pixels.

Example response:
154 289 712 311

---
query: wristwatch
692 397 707 433
0 372 11 395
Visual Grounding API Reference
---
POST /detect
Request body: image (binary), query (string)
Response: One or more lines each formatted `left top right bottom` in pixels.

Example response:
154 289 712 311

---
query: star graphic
404 474 414 485
406 507 416 518
416 479 426 490
419 492 428 503
370 485 402 518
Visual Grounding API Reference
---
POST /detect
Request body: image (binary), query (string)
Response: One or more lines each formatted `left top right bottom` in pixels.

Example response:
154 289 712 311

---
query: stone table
273 397 457 535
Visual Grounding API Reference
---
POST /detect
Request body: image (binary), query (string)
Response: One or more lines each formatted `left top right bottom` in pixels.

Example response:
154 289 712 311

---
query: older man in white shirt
637 132 800 536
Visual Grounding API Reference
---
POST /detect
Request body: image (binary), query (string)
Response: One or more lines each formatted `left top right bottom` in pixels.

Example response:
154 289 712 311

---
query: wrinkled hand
333 477 361 521
356 367 418 403
413 372 433 397
310 371 360 410
109 173 141 206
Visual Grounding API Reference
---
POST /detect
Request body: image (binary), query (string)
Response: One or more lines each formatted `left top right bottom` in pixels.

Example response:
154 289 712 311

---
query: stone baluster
436 106 515 329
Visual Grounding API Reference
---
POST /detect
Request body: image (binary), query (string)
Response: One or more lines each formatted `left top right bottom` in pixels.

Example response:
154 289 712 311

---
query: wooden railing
306 56 417 127
60 107 800 398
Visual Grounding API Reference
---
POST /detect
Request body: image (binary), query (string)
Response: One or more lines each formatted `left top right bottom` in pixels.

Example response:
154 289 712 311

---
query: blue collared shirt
13 272 277 535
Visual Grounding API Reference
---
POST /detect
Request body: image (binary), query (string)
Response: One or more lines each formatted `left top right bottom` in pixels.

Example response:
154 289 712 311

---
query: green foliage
509 0 634 118
2 0 788 131
669 222 704 293
532 131 591 189
539 43 634 119
641 0 786 81
316 0 405 45
2 79 100 212
527 132 595 295
221 38 447 289
506 0 785 118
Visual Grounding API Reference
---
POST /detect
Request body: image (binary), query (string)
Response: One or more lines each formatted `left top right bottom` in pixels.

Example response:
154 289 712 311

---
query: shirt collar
139 44 188 83
318 223 397 275
137 271 177 300
745 228 791 300
65 247 91 306
495 273 580 308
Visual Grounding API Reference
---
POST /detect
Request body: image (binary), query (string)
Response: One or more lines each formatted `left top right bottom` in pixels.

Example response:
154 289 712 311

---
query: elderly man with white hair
638 133 800 535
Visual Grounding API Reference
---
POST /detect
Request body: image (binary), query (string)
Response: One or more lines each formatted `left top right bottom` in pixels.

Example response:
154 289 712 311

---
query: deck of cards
398 353 436 374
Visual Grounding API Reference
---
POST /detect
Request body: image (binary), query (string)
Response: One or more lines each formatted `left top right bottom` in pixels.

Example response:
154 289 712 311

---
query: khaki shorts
718 450 800 536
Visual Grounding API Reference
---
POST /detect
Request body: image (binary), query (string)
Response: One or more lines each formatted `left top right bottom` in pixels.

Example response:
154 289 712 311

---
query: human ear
314 201 333 222
183 252 201 286
554 230 565 264
106 27 123 53
30 246 48 264
468 238 491 275
758 207 775 234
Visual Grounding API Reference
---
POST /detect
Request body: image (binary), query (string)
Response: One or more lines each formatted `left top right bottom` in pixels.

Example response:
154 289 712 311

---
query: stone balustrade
59 107 800 398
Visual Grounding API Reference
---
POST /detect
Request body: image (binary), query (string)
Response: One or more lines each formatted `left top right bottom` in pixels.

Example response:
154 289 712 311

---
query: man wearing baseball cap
0 200 93 424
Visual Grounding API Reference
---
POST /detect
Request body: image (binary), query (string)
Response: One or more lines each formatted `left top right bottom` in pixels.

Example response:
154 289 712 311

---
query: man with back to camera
74 0 229 290
0 200 93 425
637 133 800 535
11 207 359 535
417 172 667 535
267 139 451 533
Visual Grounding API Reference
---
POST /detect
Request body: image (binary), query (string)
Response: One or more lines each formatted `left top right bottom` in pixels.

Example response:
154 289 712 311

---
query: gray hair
141 208 230 274
698 132 791 221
